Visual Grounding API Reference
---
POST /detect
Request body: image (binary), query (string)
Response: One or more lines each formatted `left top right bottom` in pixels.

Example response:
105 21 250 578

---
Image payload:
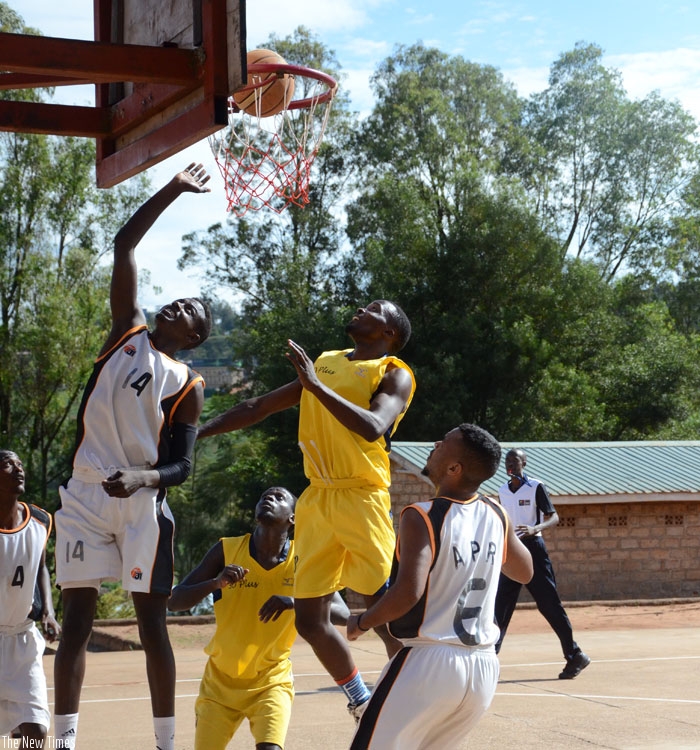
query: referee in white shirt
494 448 590 679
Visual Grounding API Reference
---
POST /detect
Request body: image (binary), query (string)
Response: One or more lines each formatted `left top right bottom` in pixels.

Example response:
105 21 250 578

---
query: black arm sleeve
157 422 197 487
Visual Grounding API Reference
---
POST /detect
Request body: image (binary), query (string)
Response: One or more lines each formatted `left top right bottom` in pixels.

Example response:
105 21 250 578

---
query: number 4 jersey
72 326 203 474
388 495 508 649
0 502 51 629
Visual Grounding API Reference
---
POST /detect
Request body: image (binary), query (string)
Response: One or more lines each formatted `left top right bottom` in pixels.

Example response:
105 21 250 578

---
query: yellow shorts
293 484 395 598
194 676 293 750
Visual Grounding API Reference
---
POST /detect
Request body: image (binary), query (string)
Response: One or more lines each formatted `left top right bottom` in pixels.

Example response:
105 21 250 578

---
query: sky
14 0 700 310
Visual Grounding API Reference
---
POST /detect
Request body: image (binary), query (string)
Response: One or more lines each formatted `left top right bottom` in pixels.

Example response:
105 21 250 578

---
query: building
386 441 700 602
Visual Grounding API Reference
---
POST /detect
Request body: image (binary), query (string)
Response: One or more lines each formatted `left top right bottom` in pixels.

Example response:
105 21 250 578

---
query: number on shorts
66 540 85 564
453 577 487 646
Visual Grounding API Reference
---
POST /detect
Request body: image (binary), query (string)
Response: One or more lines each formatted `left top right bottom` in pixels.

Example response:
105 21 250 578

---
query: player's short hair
0 449 19 462
382 300 412 354
189 297 212 349
457 423 502 484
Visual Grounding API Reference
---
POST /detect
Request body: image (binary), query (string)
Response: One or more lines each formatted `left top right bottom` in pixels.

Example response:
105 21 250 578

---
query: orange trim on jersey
0 501 32 534
479 494 509 564
95 325 148 363
0 503 51 546
435 493 478 505
36 505 53 548
396 504 436 565
167 375 205 426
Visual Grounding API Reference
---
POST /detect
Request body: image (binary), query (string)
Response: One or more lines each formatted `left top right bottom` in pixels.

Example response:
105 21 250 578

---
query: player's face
421 428 462 483
0 452 25 496
345 300 394 339
255 487 295 526
155 297 205 345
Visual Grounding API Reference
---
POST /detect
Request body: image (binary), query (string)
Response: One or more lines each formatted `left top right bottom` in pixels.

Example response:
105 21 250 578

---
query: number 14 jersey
72 326 203 474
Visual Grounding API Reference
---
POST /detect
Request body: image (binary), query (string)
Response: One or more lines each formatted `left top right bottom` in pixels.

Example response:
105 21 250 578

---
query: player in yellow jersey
198 300 415 719
168 487 348 750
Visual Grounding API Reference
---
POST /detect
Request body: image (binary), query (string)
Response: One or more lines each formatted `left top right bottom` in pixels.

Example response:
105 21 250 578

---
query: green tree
347 41 700 442
0 4 152 502
523 43 699 280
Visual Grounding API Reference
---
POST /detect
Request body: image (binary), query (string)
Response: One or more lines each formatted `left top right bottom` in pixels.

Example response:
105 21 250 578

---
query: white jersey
388 494 508 649
0 502 51 629
72 326 203 475
498 476 554 535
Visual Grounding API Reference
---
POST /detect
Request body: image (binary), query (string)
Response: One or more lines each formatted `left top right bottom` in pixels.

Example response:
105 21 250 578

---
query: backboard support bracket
0 0 246 187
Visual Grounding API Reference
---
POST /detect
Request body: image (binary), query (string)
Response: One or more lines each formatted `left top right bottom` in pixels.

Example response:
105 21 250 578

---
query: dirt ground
91 599 700 651
43 598 700 750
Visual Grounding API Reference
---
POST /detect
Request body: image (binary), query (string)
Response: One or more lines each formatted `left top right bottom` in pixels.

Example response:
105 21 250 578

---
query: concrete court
40 605 700 750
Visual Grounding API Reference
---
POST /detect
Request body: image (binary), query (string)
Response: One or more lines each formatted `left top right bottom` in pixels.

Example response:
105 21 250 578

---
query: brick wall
345 462 700 606
547 501 700 600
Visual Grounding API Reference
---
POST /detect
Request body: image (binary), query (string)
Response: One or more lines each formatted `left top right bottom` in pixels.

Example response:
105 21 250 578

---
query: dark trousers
494 535 578 660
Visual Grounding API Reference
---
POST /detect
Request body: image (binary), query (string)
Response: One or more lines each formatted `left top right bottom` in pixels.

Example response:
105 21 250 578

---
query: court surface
42 602 700 749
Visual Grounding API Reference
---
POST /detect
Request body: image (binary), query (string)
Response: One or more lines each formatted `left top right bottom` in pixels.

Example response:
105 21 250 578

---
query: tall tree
523 42 699 279
0 2 151 501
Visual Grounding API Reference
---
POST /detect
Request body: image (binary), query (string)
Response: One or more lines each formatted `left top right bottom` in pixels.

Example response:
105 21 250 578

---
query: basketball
232 48 295 117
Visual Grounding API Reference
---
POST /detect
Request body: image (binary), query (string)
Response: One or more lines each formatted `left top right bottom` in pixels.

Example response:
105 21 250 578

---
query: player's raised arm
104 164 211 354
286 340 413 442
198 380 303 439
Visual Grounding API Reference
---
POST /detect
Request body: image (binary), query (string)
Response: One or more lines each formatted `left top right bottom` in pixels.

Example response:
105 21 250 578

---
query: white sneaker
347 698 370 723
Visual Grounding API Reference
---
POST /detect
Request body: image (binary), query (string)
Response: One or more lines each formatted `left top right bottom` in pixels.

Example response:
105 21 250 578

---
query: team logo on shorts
123 344 136 357
130 567 143 580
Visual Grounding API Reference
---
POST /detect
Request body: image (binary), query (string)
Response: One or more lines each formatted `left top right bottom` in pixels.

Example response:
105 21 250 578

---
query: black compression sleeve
156 423 197 487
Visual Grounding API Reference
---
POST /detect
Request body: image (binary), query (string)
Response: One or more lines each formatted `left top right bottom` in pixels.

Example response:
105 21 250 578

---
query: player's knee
58 608 94 651
294 609 331 642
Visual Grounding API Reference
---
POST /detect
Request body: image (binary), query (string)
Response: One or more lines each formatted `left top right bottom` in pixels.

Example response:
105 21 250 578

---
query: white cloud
407 14 435 25
342 37 392 59
501 65 549 97
246 0 378 44
609 48 700 122
458 19 488 36
503 49 700 126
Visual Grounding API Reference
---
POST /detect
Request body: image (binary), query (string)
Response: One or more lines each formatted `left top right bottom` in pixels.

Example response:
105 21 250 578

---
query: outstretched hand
286 340 320 390
175 163 211 193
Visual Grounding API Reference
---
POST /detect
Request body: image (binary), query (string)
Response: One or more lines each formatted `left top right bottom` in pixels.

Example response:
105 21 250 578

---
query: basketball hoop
209 62 338 215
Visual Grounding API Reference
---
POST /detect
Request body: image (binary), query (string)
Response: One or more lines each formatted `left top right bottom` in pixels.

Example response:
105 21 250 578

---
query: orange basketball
232 48 295 117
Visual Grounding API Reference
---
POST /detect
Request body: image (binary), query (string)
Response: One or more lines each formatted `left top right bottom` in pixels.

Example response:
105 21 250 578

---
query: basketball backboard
0 0 246 187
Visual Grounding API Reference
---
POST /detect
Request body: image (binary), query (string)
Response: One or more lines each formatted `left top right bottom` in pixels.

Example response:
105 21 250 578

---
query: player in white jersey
346 424 533 750
0 450 60 747
53 165 213 750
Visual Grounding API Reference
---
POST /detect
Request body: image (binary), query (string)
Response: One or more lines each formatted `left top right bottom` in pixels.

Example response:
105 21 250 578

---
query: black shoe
559 650 591 679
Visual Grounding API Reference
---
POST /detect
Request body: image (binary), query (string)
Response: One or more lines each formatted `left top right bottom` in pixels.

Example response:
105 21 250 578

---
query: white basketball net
209 67 336 216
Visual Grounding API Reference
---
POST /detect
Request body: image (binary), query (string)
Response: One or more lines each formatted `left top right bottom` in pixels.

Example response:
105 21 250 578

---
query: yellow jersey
298 349 415 489
203 534 296 690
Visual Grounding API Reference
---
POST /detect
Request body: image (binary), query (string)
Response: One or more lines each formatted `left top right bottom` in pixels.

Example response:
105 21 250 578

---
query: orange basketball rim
209 53 338 216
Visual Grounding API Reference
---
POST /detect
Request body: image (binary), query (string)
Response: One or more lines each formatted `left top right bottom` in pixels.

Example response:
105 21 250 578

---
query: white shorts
55 477 175 594
0 623 50 735
350 643 499 750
